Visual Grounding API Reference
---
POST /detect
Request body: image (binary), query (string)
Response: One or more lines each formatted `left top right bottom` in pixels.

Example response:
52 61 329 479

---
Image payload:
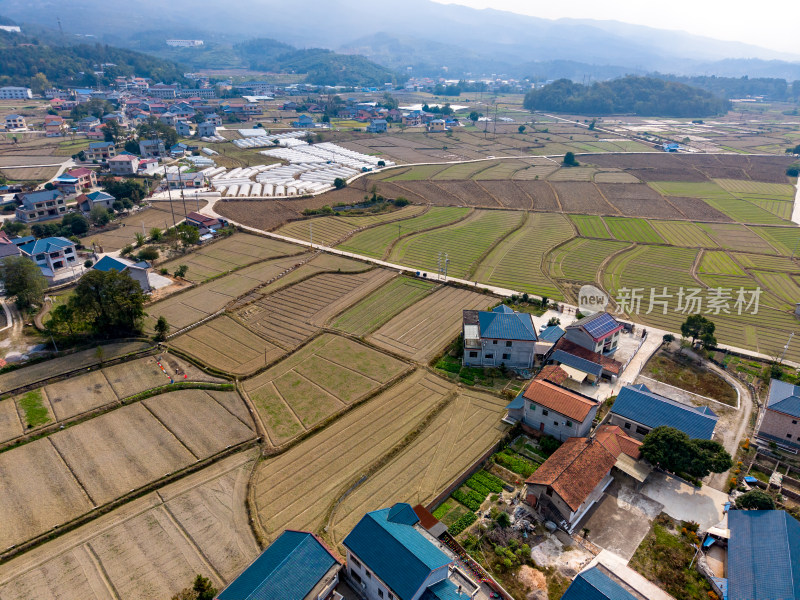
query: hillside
0 30 187 88
523 76 731 117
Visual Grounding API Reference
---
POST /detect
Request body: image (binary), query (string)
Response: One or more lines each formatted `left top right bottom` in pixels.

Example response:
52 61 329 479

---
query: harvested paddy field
472 213 574 299
551 182 617 214
158 233 303 282
243 333 409 446
546 238 631 284
388 209 524 278
235 269 395 351
147 253 312 330
87 203 195 252
368 286 491 362
0 451 259 600
331 276 437 336
0 389 254 550
0 342 150 395
330 387 509 545
250 369 454 541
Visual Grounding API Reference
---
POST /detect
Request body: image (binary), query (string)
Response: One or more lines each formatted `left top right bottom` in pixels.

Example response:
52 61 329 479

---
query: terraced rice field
0 451 259 600
546 238 631 283
603 217 665 244
158 234 302 282
337 207 470 258
171 315 286 375
751 226 800 256
388 209 524 278
713 179 796 196
236 269 395 351
275 205 426 245
697 224 778 254
0 389 254 550
648 181 733 199
329 387 508 544
249 370 453 541
147 254 312 330
569 214 611 238
702 196 789 225
331 276 437 336
650 221 719 248
698 251 746 276
243 334 409 446
471 213 574 298
386 164 449 181
367 286 491 362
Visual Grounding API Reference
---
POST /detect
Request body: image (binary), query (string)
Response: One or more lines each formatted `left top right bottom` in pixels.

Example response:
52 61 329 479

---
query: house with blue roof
608 383 718 440
560 566 643 600
343 503 479 600
14 189 67 223
292 114 316 128
91 255 153 292
463 305 538 371
77 190 115 214
367 119 388 133
727 509 800 600
756 379 800 449
18 236 78 280
215 529 343 600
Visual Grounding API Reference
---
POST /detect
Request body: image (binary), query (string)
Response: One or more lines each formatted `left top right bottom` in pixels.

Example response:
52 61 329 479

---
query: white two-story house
463 305 538 371
18 237 78 280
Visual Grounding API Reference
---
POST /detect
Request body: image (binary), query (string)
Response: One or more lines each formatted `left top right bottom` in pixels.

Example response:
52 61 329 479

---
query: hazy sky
433 0 798 55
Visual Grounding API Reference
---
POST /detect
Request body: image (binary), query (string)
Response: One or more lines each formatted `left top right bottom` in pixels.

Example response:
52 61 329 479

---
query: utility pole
780 332 795 364
309 221 313 247
163 163 177 228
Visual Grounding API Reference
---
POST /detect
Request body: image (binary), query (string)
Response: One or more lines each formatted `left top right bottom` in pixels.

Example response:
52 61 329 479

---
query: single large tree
1 256 47 310
735 489 775 510
681 314 716 348
641 426 732 479
71 270 145 337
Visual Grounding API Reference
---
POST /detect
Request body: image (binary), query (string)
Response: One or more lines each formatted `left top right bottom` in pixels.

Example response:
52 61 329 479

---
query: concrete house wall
522 400 597 440
758 409 800 448
463 338 536 370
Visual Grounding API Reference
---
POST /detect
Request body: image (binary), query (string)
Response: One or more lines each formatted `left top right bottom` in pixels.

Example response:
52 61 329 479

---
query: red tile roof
526 437 617 511
522 379 598 422
536 364 569 386
553 338 622 376
594 424 642 460
67 167 94 178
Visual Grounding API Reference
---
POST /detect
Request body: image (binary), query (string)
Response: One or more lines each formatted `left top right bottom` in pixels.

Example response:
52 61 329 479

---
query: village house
0 86 32 99
343 503 479 600
214 530 343 600
565 312 624 354
108 153 140 176
366 119 388 133
525 427 642 532
755 379 800 450
292 114 316 128
204 113 222 126
101 112 127 126
608 383 719 440
170 142 189 157
462 305 538 370
166 171 205 190
4 114 26 130
505 365 600 439
0 231 22 259
426 119 448 132
53 167 97 194
85 141 116 162
76 116 101 132
91 256 155 292
139 139 166 159
15 189 67 223
44 115 68 137
560 566 645 600
77 191 115 214
185 211 224 233
175 120 193 137
197 121 217 137
18 236 79 280
547 337 623 386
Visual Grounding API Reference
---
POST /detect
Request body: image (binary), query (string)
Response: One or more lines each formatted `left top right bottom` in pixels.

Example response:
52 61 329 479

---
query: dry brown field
0 451 259 600
0 342 150 395
235 269 394 351
243 333 409 446
87 204 195 252
367 286 492 362
250 369 453 541
45 371 118 421
330 387 509 544
0 398 23 443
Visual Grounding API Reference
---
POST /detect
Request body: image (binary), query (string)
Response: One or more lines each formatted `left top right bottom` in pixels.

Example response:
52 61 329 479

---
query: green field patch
476 160 539 180
733 253 799 271
472 213 573 298
17 389 51 428
386 164 450 181
547 238 630 283
331 276 436 336
389 209 525 278
698 251 746 276
649 181 733 199
603 217 665 244
741 198 793 220
569 214 612 238
713 179 795 197
698 223 778 254
750 226 800 256
752 270 800 306
650 221 718 248
702 196 789 225
431 162 494 180
337 207 470 258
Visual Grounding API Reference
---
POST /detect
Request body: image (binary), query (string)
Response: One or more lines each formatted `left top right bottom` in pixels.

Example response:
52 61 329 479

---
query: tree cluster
30 212 89 239
0 256 47 310
680 314 717 349
641 426 732 479
101 178 147 204
655 74 800 102
523 76 731 117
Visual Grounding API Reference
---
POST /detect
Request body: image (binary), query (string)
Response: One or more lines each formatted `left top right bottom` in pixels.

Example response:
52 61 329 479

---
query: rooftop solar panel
583 313 620 339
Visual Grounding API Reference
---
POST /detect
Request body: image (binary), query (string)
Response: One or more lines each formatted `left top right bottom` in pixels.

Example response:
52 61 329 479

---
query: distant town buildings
166 39 204 47
0 86 32 99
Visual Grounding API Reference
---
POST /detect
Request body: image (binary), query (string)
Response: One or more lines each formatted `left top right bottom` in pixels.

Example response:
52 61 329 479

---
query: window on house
364 570 371 579
378 590 384 599
351 557 362 570
469 351 478 358
485 353 493 359
529 403 535 411
542 409 549 416
506 341 512 347
793 420 798 425
493 340 498 345
546 488 553 497
502 353 511 360
636 426 649 436
388 594 394 600
624 423 631 429
566 421 573 427
788 434 793 439
553 421 559 426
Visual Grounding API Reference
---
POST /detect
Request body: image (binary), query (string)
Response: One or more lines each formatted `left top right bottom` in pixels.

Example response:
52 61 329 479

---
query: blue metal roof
217 530 338 600
89 141 114 148
728 510 800 600
343 503 451 600
610 384 718 439
92 256 130 272
493 304 515 314
767 379 800 419
478 310 537 341
560 567 638 600
550 350 603 378
86 191 114 201
420 579 466 600
506 394 525 410
539 325 565 343
19 237 73 256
